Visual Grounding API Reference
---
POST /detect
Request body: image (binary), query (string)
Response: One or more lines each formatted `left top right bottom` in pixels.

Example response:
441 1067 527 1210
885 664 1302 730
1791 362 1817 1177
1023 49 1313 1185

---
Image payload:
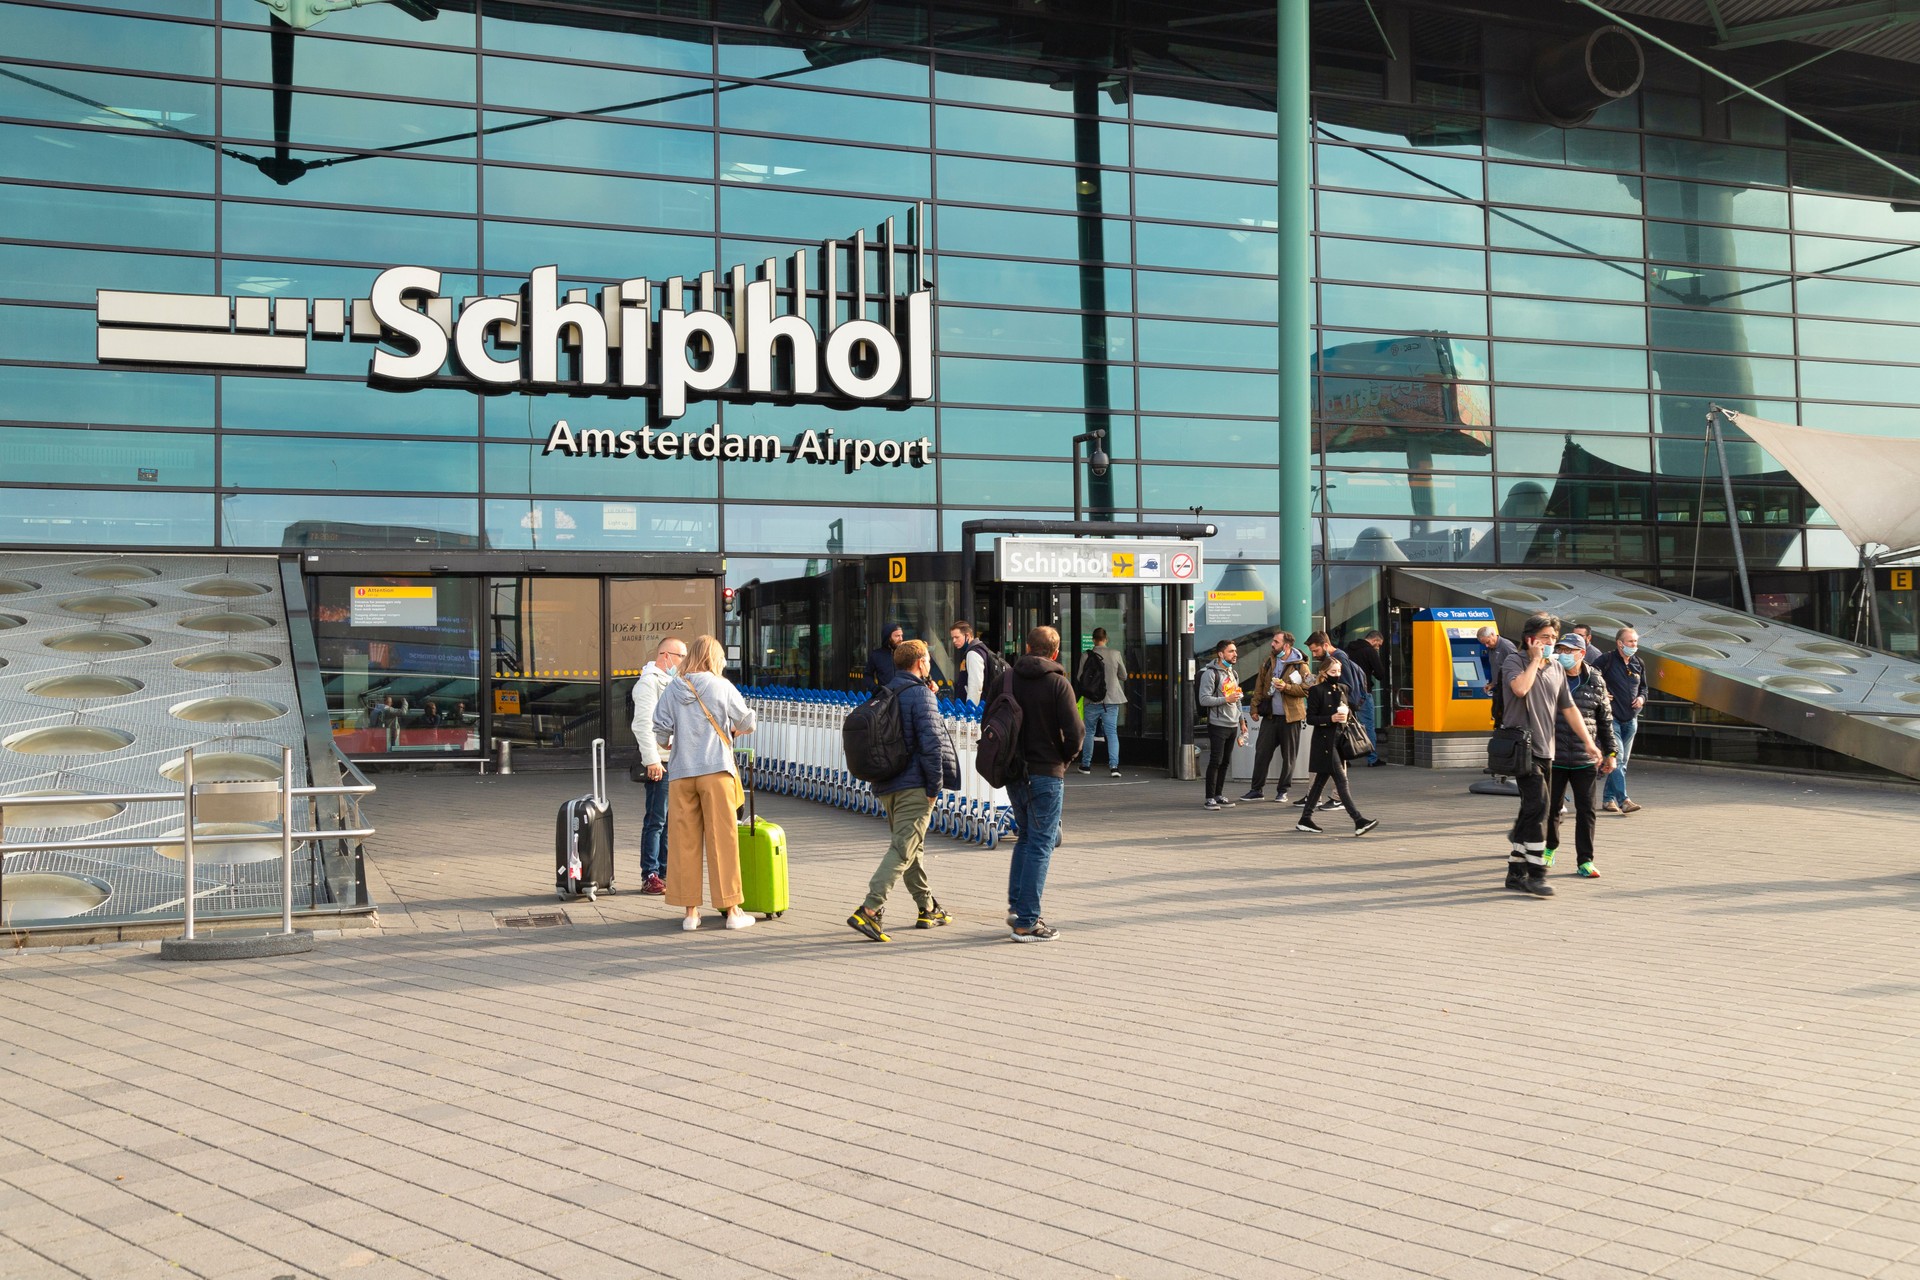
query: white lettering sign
995 537 1206 585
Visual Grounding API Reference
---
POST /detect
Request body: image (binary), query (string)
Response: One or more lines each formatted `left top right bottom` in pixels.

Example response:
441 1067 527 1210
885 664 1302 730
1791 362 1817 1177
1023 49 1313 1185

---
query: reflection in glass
316 576 480 757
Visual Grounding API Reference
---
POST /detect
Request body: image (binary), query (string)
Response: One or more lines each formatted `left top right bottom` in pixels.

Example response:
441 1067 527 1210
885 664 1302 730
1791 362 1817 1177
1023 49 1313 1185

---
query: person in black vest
1293 655 1379 837
847 640 959 942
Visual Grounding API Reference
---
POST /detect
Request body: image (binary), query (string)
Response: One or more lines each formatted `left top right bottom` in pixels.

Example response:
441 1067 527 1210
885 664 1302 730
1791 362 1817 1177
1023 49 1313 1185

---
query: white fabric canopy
1722 409 1920 557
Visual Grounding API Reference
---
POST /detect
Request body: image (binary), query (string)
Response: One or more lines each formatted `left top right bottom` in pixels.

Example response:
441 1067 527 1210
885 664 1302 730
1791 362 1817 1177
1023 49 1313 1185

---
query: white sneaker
681 915 701 931
724 911 756 930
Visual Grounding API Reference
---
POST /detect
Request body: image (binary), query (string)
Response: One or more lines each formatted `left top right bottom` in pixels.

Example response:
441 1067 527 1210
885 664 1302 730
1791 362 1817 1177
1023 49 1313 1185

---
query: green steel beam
1567 0 1920 196
1715 19 1895 102
1702 0 1730 42
1712 0 1920 50
1277 0 1313 636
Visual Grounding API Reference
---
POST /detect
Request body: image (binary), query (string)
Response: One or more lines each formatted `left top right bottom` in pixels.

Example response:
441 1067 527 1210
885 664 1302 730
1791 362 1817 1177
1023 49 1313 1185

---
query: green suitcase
737 754 788 918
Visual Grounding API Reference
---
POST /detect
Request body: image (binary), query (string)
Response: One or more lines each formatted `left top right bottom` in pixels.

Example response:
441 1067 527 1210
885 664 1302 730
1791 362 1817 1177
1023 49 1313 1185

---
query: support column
1277 1 1314 636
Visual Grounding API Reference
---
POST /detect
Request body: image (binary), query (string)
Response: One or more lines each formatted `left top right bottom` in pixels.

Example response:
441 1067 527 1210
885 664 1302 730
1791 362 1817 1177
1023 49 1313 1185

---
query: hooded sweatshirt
863 623 902 689
1009 654 1083 778
651 670 756 781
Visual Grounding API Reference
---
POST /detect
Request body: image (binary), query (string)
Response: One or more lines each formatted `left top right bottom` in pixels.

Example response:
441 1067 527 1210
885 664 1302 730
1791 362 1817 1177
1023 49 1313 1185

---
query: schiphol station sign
94 208 933 433
996 536 1205 586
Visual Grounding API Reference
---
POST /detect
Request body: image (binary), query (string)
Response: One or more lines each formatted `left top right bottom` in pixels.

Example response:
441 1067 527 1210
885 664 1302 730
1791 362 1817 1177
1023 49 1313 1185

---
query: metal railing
0 746 375 935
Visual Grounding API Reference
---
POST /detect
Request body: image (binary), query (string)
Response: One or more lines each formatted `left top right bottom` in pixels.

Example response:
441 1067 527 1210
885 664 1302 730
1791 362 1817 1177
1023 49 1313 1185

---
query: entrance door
488 578 604 749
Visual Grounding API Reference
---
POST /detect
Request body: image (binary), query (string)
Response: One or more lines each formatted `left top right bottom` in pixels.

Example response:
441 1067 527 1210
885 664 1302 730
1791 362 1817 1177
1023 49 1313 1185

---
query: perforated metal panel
0 553 315 927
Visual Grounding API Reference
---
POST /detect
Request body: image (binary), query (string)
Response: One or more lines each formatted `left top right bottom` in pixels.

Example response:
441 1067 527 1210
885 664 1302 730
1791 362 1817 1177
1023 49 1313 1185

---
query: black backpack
1075 650 1107 703
964 641 1010 700
843 685 911 783
975 670 1028 789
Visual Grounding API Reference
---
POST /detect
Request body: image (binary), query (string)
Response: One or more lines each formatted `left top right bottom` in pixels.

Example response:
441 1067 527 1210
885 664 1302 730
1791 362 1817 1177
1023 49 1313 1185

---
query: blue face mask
1619 644 1638 659
1555 652 1580 670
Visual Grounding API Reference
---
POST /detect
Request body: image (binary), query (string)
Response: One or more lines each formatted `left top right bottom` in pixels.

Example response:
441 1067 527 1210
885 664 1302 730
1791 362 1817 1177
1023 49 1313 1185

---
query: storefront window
315 576 482 757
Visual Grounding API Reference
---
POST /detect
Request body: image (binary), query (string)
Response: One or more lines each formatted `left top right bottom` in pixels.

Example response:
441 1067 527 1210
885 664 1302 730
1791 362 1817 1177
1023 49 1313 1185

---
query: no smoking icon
1171 552 1195 579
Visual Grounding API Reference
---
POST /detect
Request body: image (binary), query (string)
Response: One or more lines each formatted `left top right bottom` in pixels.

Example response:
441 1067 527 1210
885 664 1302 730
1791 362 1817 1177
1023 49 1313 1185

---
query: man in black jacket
863 622 904 690
847 640 960 942
1345 628 1387 766
1004 626 1082 942
1590 626 1647 814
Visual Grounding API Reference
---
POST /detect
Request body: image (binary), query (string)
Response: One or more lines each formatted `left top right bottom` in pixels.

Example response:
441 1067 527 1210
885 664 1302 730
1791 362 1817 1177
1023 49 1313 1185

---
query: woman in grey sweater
652 635 757 931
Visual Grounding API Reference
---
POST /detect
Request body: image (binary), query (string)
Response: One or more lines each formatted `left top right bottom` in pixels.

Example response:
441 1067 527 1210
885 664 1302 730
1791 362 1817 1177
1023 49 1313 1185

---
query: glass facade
4 0 1920 689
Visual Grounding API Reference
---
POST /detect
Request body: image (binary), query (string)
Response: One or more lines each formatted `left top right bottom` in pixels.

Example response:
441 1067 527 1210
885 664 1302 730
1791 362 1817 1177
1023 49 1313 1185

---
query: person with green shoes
1544 633 1617 880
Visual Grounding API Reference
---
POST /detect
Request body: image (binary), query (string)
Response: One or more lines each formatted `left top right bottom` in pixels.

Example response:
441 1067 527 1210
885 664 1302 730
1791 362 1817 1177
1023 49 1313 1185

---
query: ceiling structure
1583 0 1920 66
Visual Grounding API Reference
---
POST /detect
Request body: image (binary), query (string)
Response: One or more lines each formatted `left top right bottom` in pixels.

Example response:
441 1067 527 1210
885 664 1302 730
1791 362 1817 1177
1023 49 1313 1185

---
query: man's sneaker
1274 791 1290 804
1077 764 1091 774
1620 799 1642 814
1577 863 1600 878
846 905 890 942
1292 795 1311 806
640 873 667 895
1009 921 1059 943
1542 847 1556 867
1504 863 1526 892
1522 866 1555 897
1238 789 1263 801
1295 817 1324 833
1600 799 1622 814
1205 797 1223 811
1353 818 1379 837
1317 798 1340 811
1110 769 1122 778
916 901 953 928
1218 795 1237 807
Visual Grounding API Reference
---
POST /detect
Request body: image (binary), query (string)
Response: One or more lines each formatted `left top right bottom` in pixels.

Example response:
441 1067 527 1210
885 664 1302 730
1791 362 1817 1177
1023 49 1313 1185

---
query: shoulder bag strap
683 675 735 753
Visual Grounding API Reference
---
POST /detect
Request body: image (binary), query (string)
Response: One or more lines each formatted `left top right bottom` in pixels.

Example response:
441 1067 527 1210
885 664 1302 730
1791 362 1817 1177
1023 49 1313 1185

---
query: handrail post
180 748 196 941
280 747 295 936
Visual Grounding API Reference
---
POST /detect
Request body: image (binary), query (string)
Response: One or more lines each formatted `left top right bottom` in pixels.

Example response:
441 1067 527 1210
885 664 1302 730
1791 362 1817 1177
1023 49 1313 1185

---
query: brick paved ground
5 761 1920 1280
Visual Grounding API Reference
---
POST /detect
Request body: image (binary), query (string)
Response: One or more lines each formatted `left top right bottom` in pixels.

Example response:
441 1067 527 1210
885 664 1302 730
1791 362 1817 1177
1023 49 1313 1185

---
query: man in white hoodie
630 637 687 895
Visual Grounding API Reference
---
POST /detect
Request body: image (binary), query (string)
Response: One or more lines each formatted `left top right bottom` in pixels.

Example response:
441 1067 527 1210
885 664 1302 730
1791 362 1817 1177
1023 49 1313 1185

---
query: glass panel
1648 177 1786 228
1314 104 1481 155
935 155 1127 215
1494 342 1647 389
481 113 713 177
483 6 712 74
1324 517 1490 563
941 305 1126 361
1137 126 1275 182
725 502 934 555
1139 416 1277 465
939 457 1132 509
1490 251 1643 302
220 88 475 156
1136 175 1278 226
937 205 1093 261
1318 143 1483 200
608 577 718 746
1321 238 1485 291
484 442 717 499
0 303 92 362
1318 191 1483 245
941 357 1135 411
0 425 212 486
0 121 213 192
316 576 481 758
1497 430 1650 472
1320 470 1494 518
0 243 211 304
1136 269 1274 322
1794 236 1920 283
1489 162 1639 215
486 166 711 230
1140 464 1267 511
722 84 927 148
219 493 481 549
1646 136 1784 186
0 65 212 131
1798 360 1920 407
721 136 928 198
1796 318 1920 364
224 205 476 269
1322 284 1487 336
483 221 708 277
225 30 475 101
483 499 716 551
0 3 213 74
1135 319 1274 369
489 577 603 751
223 378 478 437
1485 118 1636 170
1792 191 1920 241
1490 295 1644 345
1489 207 1641 257
220 151 477 213
1139 367 1276 417
935 60 1120 115
1494 386 1647 432
726 37 926 92
1651 308 1795 355
1797 276 1920 323
0 366 212 427
1648 221 1789 271
223 437 477 493
0 486 210 545
937 408 1134 459
933 257 1128 310
724 187 914 240
1652 351 1796 398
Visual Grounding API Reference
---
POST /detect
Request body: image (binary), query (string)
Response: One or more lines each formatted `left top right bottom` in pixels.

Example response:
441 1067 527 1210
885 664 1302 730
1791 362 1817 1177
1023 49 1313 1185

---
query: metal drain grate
496 910 570 929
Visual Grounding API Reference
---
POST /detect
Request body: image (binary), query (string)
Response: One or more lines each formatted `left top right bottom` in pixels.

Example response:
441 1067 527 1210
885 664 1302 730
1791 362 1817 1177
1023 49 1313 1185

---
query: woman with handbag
651 634 757 931
1293 656 1379 836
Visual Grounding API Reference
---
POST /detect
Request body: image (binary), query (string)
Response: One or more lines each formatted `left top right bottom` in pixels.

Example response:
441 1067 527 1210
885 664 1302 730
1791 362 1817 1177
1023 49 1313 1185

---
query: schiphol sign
94 208 933 430
996 536 1205 586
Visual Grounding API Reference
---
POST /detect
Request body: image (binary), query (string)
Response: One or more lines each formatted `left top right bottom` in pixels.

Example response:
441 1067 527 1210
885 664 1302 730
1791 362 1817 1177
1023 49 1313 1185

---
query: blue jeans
640 775 670 880
1603 717 1637 805
1006 774 1063 930
1356 686 1379 764
1081 702 1120 770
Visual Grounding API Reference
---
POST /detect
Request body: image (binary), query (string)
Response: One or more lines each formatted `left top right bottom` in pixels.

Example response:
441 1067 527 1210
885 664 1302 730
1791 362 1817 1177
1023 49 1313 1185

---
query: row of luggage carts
742 688 1018 849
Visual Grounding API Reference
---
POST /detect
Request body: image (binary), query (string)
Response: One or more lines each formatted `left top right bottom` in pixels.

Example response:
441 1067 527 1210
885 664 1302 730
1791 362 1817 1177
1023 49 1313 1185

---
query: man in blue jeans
1590 626 1647 814
1003 625 1082 942
629 636 688 895
1076 627 1128 776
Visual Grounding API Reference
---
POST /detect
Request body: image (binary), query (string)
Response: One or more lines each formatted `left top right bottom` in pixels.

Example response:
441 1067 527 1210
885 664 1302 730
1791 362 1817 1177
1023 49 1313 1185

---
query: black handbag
1487 725 1534 778
1334 700 1371 761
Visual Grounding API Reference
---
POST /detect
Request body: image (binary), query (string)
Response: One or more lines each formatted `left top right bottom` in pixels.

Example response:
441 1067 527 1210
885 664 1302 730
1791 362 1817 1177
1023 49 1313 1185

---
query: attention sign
350 584 436 627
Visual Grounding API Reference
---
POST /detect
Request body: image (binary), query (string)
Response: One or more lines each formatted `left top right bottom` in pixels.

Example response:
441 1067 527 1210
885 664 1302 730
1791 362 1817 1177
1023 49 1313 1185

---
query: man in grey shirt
1500 612 1603 898
1076 627 1129 776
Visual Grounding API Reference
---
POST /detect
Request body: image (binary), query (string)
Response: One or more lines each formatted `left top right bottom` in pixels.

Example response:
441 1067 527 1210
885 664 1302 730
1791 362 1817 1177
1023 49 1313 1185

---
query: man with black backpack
1075 628 1128 776
845 640 959 942
949 619 1006 705
995 626 1081 942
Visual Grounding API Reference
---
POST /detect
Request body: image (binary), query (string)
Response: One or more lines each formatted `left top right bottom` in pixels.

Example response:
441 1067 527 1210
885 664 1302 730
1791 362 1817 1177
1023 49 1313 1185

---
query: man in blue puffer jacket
847 639 961 943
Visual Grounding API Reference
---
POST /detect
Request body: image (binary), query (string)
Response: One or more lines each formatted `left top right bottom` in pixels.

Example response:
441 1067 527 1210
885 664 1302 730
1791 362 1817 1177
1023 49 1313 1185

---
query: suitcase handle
591 737 607 805
736 747 754 826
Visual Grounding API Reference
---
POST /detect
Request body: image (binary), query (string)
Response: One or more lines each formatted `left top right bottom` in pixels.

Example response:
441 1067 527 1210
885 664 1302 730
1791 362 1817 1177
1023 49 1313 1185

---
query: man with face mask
1499 613 1605 897
1590 627 1647 814
1544 633 1616 880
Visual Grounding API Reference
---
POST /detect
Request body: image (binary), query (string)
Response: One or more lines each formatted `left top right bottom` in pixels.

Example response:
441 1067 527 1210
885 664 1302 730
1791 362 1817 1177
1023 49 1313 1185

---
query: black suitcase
555 738 615 901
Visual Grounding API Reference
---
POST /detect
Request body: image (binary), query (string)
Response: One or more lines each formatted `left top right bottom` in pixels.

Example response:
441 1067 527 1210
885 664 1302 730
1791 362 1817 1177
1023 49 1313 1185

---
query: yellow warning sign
1895 569 1914 591
888 556 907 583
1110 553 1135 578
493 689 521 715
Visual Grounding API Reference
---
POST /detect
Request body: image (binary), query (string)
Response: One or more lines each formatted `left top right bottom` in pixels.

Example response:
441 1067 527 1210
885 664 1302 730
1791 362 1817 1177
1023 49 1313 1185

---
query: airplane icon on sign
1111 553 1135 578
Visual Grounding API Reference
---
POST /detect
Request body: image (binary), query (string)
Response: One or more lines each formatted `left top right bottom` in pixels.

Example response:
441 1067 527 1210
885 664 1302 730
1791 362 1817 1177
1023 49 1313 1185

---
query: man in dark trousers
1301 632 1362 809
846 639 960 943
1591 625 1648 814
1500 613 1605 897
1242 630 1313 803
1478 624 1519 784
1003 625 1082 942
1345 628 1388 766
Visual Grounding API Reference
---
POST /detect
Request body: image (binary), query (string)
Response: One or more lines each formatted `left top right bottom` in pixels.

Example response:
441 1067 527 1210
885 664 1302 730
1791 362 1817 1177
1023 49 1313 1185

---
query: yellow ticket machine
1411 607 1496 749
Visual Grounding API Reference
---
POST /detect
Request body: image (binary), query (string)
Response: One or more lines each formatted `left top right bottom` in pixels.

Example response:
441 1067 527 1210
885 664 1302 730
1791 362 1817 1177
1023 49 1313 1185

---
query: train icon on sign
1138 552 1163 575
